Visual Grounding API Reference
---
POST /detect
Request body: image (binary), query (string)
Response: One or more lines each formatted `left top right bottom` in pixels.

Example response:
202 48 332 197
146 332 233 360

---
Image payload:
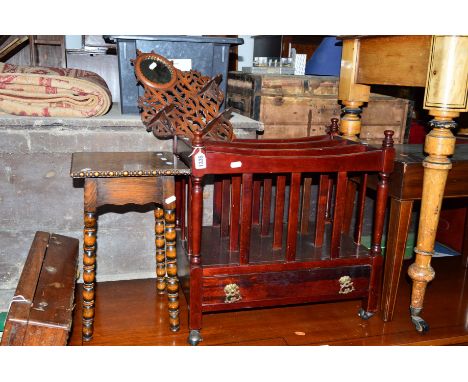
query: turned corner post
338 38 370 141
83 179 97 341
408 35 468 332
371 131 395 256
163 176 179 332
155 205 166 295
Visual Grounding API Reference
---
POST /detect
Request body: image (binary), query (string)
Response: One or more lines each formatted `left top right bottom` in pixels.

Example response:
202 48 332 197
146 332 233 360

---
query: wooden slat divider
240 174 253 264
273 175 286 249
354 174 368 245
342 180 357 234
300 177 312 234
314 175 329 246
252 179 261 225
330 172 348 258
229 176 242 251
221 178 231 237
261 178 273 236
213 177 222 226
286 173 302 261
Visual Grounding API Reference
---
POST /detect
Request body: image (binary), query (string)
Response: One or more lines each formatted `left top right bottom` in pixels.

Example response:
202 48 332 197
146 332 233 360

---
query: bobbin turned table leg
155 206 167 294
408 35 468 332
163 176 179 332
83 179 97 341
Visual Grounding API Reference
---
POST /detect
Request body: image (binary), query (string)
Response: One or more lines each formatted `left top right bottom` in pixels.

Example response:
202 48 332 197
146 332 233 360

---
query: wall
0 109 260 311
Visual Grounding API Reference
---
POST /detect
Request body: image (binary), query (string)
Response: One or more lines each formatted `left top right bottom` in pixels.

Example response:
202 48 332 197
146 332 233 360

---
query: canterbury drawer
202 265 371 310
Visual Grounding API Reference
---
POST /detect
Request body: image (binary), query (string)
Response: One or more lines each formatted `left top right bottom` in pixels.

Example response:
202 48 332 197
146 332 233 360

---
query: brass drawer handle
338 276 355 295
224 283 242 303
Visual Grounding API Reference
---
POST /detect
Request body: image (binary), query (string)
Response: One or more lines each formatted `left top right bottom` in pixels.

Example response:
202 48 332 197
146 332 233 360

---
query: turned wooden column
163 176 179 332
408 35 468 332
155 206 166 294
338 39 371 141
83 179 97 341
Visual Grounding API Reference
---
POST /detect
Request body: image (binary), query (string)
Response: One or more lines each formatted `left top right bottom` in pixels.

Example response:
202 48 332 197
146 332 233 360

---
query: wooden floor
68 256 468 346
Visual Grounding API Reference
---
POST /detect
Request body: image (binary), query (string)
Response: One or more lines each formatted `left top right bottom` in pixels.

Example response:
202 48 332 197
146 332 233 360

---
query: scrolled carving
133 50 235 141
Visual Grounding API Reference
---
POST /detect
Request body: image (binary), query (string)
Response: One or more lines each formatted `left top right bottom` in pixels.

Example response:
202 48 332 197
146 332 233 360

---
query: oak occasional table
70 151 190 341
338 35 468 331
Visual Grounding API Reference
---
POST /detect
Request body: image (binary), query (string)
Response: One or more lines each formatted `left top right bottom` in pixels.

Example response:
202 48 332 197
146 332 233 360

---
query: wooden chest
227 71 413 142
1 232 79 346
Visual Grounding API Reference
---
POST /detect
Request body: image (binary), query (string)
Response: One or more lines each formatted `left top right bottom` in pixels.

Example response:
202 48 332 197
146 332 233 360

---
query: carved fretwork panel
133 50 235 141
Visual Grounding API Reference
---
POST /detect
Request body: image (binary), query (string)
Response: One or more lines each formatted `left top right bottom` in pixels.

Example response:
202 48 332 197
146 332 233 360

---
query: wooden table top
70 151 190 178
367 144 468 200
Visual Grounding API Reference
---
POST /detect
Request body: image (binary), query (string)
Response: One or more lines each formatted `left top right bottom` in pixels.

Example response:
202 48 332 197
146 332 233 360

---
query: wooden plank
251 179 261 225
229 176 241 251
354 174 368 245
22 234 79 345
220 178 231 237
273 175 286 249
330 172 348 258
239 174 253 264
314 175 329 246
2 232 79 346
342 180 357 234
212 177 222 226
356 35 432 87
261 178 273 236
1 232 50 346
300 177 312 234
286 173 301 261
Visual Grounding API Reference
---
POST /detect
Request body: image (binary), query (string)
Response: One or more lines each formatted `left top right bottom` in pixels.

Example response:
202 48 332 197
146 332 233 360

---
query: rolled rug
0 62 111 118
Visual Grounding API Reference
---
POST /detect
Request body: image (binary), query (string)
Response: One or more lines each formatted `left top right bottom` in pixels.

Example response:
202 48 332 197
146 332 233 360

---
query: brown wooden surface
180 132 394 343
95 177 163 207
356 36 432 87
227 72 412 142
363 144 468 322
68 256 468 346
2 232 79 346
71 151 190 178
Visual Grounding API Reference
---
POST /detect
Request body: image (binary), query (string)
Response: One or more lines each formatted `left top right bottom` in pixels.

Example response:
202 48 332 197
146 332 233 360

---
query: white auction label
194 151 207 169
165 195 176 204
230 161 242 168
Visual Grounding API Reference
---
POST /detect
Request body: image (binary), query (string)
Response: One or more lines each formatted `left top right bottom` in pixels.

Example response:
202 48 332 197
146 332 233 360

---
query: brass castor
358 308 375 320
188 330 202 346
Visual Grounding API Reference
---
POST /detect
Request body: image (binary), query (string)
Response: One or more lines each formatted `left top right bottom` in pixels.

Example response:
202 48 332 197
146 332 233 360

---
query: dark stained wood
229 176 241 251
96 177 162 207
239 174 253 264
286 173 301 261
342 180 357 234
1 231 50 345
71 152 190 178
212 177 222 226
273 175 286 249
330 172 347 258
261 178 273 236
300 177 312 234
354 174 368 245
2 232 79 346
178 130 394 343
68 256 468 346
314 175 329 246
72 151 189 341
252 179 261 225
381 199 414 322
220 178 231 237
